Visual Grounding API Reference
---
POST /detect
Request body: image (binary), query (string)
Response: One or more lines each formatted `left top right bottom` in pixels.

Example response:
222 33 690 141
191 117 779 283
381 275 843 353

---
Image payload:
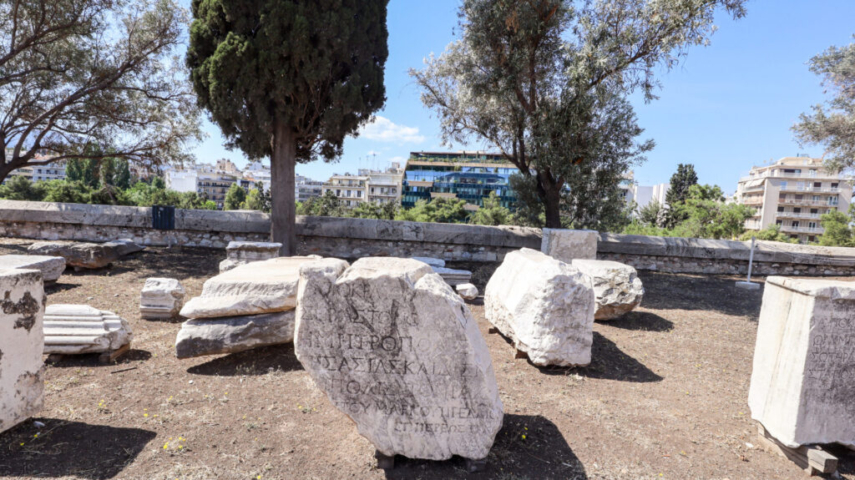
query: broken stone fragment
411 257 446 268
572 259 644 320
455 283 479 300
43 304 132 354
140 278 185 320
175 311 295 359
431 266 472 286
0 268 45 434
295 257 503 462
181 256 322 319
749 277 855 448
485 248 595 367
0 254 65 282
28 241 120 269
219 241 283 273
541 228 598 262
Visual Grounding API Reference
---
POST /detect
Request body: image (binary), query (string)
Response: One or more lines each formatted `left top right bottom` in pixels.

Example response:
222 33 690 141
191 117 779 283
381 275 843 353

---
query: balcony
741 197 764 205
779 225 824 234
779 185 840 193
778 198 836 207
774 212 822 219
739 172 847 182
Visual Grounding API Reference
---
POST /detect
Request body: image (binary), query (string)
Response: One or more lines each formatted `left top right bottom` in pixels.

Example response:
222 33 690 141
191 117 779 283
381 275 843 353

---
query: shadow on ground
45 349 152 369
0 419 156 479
638 271 763 318
602 311 674 332
537 332 662 383
187 343 303 376
70 246 219 282
383 414 586 480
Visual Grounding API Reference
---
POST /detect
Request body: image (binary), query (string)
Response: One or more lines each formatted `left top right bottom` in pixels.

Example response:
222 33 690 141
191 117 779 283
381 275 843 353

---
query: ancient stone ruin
541 228 598 262
175 257 318 358
139 278 185 320
0 268 45 434
28 239 143 270
0 254 65 282
219 241 282 273
295 257 503 466
749 277 855 448
485 248 595 366
43 305 133 355
572 259 644 320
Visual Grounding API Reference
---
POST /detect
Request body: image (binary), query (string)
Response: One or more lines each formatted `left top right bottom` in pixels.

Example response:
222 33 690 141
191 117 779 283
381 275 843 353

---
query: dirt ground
0 237 853 480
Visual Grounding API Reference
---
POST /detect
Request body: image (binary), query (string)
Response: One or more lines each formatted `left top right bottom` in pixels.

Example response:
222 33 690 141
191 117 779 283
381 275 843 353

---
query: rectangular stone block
541 228 598 262
0 269 45 434
748 277 855 448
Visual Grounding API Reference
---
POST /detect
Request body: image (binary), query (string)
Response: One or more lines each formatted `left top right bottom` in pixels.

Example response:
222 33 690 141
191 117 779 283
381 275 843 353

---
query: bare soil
0 237 853 480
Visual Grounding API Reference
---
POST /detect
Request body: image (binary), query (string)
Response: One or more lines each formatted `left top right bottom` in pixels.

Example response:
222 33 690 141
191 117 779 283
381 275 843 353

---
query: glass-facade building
401 152 518 209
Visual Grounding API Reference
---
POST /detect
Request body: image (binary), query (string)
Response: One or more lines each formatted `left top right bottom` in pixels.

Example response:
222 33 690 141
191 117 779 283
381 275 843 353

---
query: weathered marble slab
431 266 472 286
572 259 644 320
541 228 598 262
103 239 145 257
181 256 321 319
140 278 185 320
485 248 595 366
0 268 45 434
456 283 479 301
295 257 503 461
0 255 65 282
220 241 283 272
411 257 446 268
175 311 295 359
749 277 855 448
28 241 120 269
43 305 132 354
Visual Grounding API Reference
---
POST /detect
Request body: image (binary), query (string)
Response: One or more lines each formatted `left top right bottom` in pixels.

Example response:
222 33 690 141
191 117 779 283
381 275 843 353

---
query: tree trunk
537 171 562 228
270 121 297 256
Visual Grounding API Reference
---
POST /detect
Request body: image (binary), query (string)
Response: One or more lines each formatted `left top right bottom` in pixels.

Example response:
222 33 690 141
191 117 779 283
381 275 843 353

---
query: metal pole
747 237 756 283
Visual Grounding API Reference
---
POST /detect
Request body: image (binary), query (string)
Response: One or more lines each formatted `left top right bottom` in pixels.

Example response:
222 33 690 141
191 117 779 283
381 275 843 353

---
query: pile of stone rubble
174 256 319 359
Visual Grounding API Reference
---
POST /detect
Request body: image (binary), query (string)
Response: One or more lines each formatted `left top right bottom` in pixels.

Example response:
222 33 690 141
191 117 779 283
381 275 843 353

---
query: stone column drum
295 258 504 463
541 228 598 262
748 277 855 448
0 269 45 434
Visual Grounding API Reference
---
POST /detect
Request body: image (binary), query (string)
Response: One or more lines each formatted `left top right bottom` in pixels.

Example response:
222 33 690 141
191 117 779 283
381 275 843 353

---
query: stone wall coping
598 233 855 267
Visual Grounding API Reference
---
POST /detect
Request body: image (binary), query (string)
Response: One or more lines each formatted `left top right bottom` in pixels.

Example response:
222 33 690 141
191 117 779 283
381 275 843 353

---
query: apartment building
296 174 324 203
736 156 853 243
322 173 369 207
362 163 404 205
401 151 517 210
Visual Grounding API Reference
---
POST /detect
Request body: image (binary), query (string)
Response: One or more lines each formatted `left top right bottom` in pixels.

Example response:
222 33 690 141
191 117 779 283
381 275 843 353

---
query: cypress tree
186 0 389 254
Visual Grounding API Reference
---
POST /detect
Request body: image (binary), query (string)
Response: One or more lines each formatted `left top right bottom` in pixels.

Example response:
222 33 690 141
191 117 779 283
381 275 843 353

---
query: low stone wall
598 233 855 276
3 200 855 275
0 200 541 262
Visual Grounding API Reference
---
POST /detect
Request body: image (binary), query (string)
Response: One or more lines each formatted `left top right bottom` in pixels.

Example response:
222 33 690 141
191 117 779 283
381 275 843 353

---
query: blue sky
192 0 855 195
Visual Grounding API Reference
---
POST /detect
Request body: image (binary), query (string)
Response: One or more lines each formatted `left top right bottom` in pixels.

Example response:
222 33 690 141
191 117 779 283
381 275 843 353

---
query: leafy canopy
186 0 389 161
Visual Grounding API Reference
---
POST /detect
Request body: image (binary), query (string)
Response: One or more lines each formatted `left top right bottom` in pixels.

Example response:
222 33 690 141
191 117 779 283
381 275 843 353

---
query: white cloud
359 116 425 144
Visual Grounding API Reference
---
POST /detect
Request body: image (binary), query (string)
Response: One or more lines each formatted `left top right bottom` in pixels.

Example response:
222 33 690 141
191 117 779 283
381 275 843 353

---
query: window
792 221 800 228
814 182 822 188
813 195 821 202
777 206 784 213
809 236 816 242
828 196 839 206
809 222 818 229
776 220 783 226
793 208 801 214
357 191 363 198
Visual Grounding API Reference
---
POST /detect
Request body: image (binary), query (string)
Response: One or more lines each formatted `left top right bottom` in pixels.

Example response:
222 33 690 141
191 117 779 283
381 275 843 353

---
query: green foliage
346 201 398 220
65 160 83 182
638 200 664 227
819 210 854 247
411 0 744 228
623 184 754 240
395 198 469 224
43 181 90 204
186 0 389 161
297 191 344 217
664 164 699 227
793 37 855 171
242 184 272 213
0 176 48 201
224 183 247 210
0 0 200 183
81 158 101 189
739 225 798 244
469 192 514 226
114 160 131 190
